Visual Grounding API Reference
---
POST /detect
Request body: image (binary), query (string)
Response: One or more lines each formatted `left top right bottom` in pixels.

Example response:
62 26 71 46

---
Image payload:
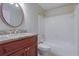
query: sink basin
0 35 9 41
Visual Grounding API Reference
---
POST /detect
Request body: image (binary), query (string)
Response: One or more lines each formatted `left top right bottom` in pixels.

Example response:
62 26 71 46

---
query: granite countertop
0 33 37 44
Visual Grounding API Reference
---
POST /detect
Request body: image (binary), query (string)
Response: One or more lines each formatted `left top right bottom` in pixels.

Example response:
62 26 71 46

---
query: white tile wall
44 13 78 55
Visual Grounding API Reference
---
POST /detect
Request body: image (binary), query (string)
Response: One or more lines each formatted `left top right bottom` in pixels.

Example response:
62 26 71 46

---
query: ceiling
38 3 73 10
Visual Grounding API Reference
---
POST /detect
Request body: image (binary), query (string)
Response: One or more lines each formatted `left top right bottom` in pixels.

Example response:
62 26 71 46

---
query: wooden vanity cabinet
26 43 37 56
0 35 37 56
10 49 25 56
10 43 37 56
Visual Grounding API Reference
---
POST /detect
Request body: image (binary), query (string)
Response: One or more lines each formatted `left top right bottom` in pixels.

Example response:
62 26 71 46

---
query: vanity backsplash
0 29 27 35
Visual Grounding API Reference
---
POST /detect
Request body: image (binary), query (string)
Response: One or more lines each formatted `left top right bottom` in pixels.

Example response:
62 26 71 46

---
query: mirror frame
0 3 24 28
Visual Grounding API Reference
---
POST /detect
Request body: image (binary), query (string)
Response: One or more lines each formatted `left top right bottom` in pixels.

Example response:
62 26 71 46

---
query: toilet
38 43 51 56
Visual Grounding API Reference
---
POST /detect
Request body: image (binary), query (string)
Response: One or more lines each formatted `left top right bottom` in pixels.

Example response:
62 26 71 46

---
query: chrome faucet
8 29 18 34
14 29 19 34
8 29 27 34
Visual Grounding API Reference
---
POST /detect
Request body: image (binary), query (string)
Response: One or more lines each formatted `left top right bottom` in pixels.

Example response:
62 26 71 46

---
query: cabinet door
26 44 37 56
10 49 25 56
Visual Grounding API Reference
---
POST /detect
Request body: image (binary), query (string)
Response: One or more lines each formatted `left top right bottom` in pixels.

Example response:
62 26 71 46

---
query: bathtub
39 39 78 56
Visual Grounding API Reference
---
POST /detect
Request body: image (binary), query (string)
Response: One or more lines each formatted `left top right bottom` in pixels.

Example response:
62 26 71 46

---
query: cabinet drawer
0 36 37 54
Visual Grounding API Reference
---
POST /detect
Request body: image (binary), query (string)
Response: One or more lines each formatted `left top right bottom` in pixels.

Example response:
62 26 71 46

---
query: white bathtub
40 40 78 56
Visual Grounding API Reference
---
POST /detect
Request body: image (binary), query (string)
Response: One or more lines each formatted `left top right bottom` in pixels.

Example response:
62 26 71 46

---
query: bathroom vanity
0 33 37 56
0 3 38 56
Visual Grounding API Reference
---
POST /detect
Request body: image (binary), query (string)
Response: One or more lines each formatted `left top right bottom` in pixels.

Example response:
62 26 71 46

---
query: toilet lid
38 43 50 49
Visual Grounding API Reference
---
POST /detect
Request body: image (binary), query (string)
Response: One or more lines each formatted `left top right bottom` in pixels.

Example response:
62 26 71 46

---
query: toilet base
38 43 51 56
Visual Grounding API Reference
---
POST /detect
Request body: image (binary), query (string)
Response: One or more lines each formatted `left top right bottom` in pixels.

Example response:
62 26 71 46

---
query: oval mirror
0 3 24 27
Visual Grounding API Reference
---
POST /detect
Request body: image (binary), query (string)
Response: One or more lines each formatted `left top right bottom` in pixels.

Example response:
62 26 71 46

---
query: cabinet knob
27 47 30 50
25 47 30 51
25 49 27 51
